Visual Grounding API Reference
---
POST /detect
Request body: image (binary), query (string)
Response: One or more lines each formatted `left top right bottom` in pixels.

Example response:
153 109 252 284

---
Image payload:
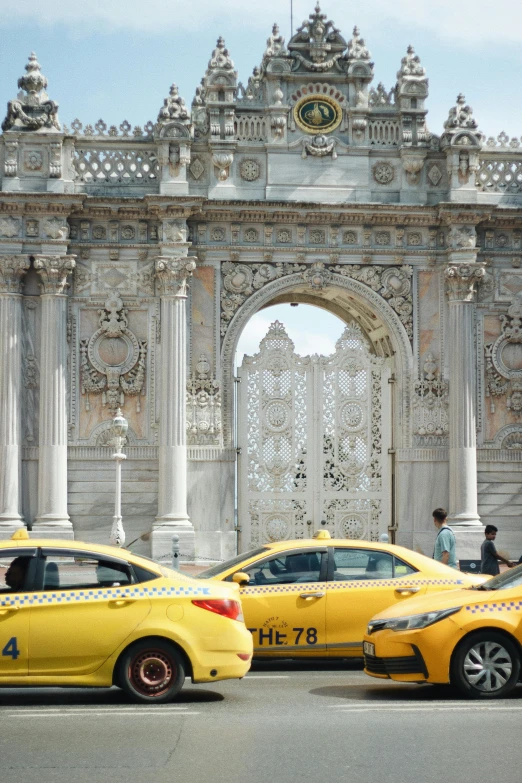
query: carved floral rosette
80 294 147 414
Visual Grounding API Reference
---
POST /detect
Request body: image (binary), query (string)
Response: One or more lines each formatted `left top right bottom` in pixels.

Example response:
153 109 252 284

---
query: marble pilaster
445 261 485 526
33 255 75 531
153 255 197 559
0 255 30 532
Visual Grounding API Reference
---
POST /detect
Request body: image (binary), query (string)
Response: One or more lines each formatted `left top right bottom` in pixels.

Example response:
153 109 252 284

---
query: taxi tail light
192 598 244 622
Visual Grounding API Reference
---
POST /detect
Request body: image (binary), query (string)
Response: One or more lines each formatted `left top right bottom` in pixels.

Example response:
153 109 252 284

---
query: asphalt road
0 660 520 783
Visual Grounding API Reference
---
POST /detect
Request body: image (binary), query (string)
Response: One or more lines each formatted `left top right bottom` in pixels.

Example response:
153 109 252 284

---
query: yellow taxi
196 530 486 658
363 564 522 698
0 531 252 703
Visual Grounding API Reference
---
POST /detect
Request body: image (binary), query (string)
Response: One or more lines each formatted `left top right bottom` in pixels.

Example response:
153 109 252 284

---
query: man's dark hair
10 556 30 571
485 524 498 535
432 508 447 522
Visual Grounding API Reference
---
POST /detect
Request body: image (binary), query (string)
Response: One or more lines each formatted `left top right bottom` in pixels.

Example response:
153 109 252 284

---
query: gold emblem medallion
294 94 342 134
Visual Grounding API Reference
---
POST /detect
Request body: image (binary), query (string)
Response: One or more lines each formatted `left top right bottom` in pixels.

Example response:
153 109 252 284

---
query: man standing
432 508 457 569
480 525 514 576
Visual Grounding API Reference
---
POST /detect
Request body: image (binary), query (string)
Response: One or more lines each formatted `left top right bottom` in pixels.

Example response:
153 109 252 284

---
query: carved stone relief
372 162 395 185
413 353 449 446
485 295 522 415
186 354 222 445
221 261 414 341
80 294 147 414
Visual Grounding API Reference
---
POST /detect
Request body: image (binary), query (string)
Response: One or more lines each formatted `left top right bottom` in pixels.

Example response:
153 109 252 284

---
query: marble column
153 255 197 559
33 255 75 531
0 255 30 533
445 262 485 526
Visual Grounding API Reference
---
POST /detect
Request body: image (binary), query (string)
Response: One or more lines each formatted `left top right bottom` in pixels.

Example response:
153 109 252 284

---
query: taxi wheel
119 640 185 703
450 631 521 699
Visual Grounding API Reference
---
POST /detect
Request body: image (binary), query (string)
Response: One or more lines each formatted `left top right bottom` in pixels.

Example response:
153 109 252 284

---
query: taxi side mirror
232 571 250 587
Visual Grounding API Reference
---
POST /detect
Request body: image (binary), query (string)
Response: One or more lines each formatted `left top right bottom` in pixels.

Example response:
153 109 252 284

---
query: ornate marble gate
237 320 392 551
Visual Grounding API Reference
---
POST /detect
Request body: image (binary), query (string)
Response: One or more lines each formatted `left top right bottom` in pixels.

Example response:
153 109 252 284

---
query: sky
235 304 345 366
1 0 521 138
2 1 521 359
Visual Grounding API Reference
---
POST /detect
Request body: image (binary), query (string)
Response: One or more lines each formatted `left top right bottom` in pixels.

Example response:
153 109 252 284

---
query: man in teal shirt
432 507 457 569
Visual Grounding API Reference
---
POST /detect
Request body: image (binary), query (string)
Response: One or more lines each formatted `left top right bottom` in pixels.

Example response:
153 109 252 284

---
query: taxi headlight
367 606 461 634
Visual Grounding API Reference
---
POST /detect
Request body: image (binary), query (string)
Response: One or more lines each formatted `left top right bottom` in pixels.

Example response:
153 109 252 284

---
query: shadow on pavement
0 685 225 707
309 681 522 701
251 657 364 671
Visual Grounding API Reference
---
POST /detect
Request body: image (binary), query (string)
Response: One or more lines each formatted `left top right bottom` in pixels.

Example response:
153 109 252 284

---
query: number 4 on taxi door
2 637 20 660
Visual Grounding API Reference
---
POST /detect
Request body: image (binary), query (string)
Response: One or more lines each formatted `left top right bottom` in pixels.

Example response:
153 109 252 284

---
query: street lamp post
110 408 128 547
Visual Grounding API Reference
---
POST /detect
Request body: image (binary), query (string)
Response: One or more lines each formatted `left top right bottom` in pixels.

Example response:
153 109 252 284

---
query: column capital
34 255 76 295
155 256 197 297
444 263 486 303
0 255 30 294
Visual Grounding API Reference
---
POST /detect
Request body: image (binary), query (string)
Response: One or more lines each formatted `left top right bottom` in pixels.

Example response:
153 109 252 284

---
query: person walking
480 525 514 576
432 508 457 569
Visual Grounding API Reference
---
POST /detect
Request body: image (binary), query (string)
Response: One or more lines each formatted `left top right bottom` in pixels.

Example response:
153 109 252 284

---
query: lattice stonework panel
73 148 159 184
476 159 522 193
238 321 391 550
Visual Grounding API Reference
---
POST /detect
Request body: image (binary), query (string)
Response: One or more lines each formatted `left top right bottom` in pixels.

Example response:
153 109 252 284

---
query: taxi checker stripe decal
466 601 522 614
0 584 211 607
243 578 465 595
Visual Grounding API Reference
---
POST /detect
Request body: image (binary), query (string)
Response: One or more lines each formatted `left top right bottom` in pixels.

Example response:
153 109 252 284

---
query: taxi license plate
363 641 375 656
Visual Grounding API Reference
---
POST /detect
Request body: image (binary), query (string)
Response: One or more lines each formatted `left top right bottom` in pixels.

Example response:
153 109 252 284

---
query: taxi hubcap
463 641 512 692
130 651 173 695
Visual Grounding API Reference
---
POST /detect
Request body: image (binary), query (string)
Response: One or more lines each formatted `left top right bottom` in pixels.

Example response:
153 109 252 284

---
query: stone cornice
34 254 76 294
438 207 493 227
0 194 85 216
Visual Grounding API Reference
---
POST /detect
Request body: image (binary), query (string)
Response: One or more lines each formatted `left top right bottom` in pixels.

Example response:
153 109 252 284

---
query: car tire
118 639 185 703
450 631 521 699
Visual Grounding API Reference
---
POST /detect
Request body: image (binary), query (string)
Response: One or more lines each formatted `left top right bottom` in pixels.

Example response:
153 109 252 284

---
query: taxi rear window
196 547 269 578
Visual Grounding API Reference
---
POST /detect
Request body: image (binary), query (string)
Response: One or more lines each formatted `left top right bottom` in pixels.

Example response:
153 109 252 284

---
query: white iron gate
237 320 392 550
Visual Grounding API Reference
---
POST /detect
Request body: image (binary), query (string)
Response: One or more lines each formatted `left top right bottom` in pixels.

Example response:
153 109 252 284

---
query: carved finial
346 26 371 61
208 37 235 71
2 52 60 132
288 5 346 66
443 93 483 141
18 52 48 96
157 83 190 124
264 22 287 58
397 45 426 78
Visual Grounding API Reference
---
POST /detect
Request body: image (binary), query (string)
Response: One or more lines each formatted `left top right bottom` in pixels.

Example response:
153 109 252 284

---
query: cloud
5 0 522 45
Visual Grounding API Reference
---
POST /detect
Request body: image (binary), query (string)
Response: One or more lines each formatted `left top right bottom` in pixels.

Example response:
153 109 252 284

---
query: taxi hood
368 583 489 621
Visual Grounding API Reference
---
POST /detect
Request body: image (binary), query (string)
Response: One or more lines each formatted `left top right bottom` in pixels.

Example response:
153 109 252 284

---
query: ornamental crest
80 294 147 413
294 95 342 134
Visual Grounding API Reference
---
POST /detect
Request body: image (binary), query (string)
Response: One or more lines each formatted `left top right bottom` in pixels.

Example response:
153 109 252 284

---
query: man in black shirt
480 525 514 576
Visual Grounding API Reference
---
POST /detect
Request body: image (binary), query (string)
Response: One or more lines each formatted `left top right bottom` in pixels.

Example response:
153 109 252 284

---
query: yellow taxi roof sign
313 529 331 540
10 528 29 540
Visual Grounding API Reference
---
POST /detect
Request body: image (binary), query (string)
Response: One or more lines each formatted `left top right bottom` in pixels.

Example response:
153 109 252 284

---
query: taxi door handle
109 594 136 606
394 587 420 594
0 603 19 614
300 592 325 600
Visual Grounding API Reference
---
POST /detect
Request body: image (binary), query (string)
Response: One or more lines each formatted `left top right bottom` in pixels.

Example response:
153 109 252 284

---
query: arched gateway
224 270 413 551
1 5 522 562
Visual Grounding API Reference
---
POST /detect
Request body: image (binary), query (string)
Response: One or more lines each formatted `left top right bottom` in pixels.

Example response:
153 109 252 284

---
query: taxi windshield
195 547 269 578
473 563 522 591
